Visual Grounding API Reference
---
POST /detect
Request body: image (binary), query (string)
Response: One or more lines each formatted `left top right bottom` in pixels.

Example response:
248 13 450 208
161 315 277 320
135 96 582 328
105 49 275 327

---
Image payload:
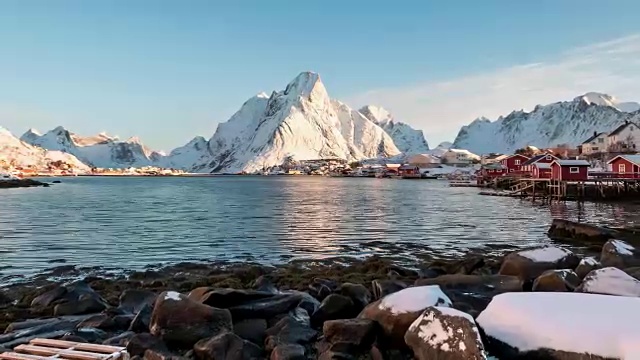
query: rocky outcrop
600 239 640 268
547 219 616 245
499 246 580 282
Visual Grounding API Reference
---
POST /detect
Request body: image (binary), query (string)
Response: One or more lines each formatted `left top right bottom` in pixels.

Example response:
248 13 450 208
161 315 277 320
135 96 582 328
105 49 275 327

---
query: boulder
499 246 580 281
143 349 183 360
600 239 640 268
338 283 371 311
54 297 107 316
270 344 306 360
119 289 157 314
477 292 640 359
576 267 640 297
129 304 153 332
193 332 262 360
264 316 317 352
150 291 233 347
125 333 168 357
371 279 406 300
197 289 276 309
405 307 486 360
194 289 303 321
359 285 452 346
251 276 279 294
308 279 337 300
532 270 581 292
30 285 67 308
102 331 135 346
547 218 615 245
76 314 116 330
322 319 376 349
310 294 356 328
233 318 267 345
575 257 601 280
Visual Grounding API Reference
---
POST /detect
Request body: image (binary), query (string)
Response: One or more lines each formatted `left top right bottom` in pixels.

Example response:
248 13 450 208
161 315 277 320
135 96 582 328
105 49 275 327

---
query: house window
489 169 494 173
619 164 626 173
569 167 579 173
546 155 552 160
515 159 521 165
598 138 604 143
592 147 599 151
510 169 514 172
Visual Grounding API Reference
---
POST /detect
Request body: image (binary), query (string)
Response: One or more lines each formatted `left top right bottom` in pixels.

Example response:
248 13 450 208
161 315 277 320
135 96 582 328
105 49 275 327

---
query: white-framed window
515 159 521 165
619 164 626 173
592 147 599 151
546 155 552 160
569 167 579 174
489 169 494 173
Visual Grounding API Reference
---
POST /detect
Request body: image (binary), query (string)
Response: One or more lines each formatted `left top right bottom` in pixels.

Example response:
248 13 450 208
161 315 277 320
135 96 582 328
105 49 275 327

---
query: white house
441 149 480 166
580 131 607 155
607 121 640 152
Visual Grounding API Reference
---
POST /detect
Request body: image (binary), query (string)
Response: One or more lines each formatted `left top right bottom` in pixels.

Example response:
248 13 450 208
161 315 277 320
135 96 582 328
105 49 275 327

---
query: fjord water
1 176 639 281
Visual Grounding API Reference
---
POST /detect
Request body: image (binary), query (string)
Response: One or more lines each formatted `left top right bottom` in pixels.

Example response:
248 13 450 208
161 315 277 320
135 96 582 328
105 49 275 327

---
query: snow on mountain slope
0 127 89 171
427 141 453 157
161 136 210 169
194 72 401 173
21 127 161 168
359 105 430 154
452 94 640 154
577 92 640 112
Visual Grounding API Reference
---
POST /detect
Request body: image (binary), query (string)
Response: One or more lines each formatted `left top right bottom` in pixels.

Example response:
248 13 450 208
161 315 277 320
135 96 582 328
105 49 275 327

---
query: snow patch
611 239 635 256
518 246 572 263
477 292 640 359
578 267 640 297
164 291 181 301
378 285 451 315
580 257 599 266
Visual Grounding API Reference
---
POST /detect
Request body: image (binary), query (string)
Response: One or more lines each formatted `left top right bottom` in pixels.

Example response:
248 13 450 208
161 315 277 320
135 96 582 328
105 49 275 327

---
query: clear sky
2 0 640 151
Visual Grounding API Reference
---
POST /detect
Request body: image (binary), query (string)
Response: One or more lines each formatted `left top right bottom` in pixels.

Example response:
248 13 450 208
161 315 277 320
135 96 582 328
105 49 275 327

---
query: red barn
607 155 640 178
521 154 558 174
501 154 530 174
550 160 590 181
532 163 552 179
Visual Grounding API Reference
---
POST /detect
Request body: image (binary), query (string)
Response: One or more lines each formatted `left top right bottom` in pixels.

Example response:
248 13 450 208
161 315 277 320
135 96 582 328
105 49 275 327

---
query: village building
398 164 421 178
607 155 640 178
520 154 558 174
479 163 507 178
481 153 507 165
406 154 440 168
500 154 529 174
550 160 590 181
607 121 640 152
579 132 607 155
441 149 480 166
532 163 552 179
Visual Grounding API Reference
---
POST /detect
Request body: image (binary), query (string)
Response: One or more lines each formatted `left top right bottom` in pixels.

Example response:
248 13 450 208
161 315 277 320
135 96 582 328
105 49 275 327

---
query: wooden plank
29 339 124 354
0 353 47 360
14 345 107 360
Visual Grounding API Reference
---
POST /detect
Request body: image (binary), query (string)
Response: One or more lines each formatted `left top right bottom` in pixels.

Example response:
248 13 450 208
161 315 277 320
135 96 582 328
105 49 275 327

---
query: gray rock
193 332 262 360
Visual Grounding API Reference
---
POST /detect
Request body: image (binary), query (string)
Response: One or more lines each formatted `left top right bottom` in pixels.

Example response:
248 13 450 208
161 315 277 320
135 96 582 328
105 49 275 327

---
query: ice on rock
577 267 640 297
518 246 572 263
611 239 635 256
378 285 451 315
164 291 182 301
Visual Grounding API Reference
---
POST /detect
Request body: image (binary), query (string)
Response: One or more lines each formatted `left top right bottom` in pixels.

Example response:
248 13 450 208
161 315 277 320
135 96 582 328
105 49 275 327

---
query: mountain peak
359 105 393 125
283 71 327 102
574 92 617 107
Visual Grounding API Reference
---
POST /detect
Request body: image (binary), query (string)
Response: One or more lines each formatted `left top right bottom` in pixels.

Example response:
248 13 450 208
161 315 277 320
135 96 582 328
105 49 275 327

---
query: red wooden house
607 155 640 178
520 154 558 174
398 165 421 178
532 163 552 179
500 154 530 174
550 160 590 181
480 163 507 178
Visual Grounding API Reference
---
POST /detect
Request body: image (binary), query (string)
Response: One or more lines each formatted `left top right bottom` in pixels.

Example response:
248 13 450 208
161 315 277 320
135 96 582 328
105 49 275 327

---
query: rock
129 303 153 333
193 332 262 360
359 285 451 346
405 307 486 360
251 276 279 294
286 290 320 316
270 344 306 360
371 279 406 300
54 297 107 316
119 289 157 314
197 288 276 308
338 283 371 310
102 331 135 346
74 327 109 343
76 314 116 330
499 246 580 281
625 266 640 280
547 219 615 245
125 333 168 357
601 239 640 268
143 349 183 360
264 316 317 352
233 318 267 345
30 285 67 308
112 314 134 330
194 289 302 321
576 267 640 297
477 292 640 359
310 294 356 328
532 270 581 292
150 291 233 347
575 257 601 280
322 319 376 348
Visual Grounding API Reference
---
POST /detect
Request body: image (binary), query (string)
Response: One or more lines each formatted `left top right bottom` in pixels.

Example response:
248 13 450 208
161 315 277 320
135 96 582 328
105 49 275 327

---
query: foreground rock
600 239 640 268
359 285 451 346
405 307 486 360
576 267 640 297
193 332 262 360
499 246 579 282
574 257 601 280
532 269 581 292
547 219 615 245
150 291 233 347
322 319 376 350
477 292 640 359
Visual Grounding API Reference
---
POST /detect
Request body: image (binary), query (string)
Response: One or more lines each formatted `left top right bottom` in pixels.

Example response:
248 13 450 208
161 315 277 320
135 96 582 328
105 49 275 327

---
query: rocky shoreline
0 178 51 189
1 219 639 359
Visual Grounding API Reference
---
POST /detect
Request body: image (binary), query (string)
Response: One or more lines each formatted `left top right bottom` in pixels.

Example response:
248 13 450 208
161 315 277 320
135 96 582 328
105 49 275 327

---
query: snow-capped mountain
452 93 640 154
359 105 430 154
577 92 640 113
21 126 160 169
428 141 453 157
193 72 401 173
0 127 89 171
160 136 210 169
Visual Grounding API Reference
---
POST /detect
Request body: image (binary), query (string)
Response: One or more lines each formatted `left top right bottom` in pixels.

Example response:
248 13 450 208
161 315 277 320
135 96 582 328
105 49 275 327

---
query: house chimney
593 131 597 137
625 120 629 125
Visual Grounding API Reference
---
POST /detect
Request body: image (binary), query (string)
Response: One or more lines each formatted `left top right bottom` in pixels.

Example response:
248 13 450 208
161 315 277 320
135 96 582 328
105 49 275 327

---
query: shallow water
1 176 640 280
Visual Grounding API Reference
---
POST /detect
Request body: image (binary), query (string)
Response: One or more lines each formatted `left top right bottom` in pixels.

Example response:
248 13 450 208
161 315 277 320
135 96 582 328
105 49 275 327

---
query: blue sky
2 0 640 150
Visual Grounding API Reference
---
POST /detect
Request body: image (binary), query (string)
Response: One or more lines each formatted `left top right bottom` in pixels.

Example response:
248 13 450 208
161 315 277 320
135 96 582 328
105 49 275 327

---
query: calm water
2 176 640 281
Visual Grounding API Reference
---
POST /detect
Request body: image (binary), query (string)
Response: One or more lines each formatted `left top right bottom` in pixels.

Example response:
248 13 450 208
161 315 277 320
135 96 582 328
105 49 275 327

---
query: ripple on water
1 176 640 280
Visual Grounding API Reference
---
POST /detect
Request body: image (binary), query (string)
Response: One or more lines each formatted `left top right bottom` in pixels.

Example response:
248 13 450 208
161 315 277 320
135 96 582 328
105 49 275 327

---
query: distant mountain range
4 72 431 172
453 92 640 154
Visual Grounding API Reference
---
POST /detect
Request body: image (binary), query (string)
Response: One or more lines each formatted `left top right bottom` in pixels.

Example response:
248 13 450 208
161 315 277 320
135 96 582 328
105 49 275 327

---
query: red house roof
607 155 640 166
551 160 590 167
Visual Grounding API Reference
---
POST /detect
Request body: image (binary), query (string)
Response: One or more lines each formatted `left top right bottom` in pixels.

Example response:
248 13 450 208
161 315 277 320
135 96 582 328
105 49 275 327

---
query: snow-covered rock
0 126 89 172
499 246 580 281
600 239 640 268
193 72 402 173
575 257 601 280
359 105 430 154
531 269 580 292
21 126 161 169
576 267 640 297
477 292 640 359
405 307 486 360
359 285 451 345
452 93 640 154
